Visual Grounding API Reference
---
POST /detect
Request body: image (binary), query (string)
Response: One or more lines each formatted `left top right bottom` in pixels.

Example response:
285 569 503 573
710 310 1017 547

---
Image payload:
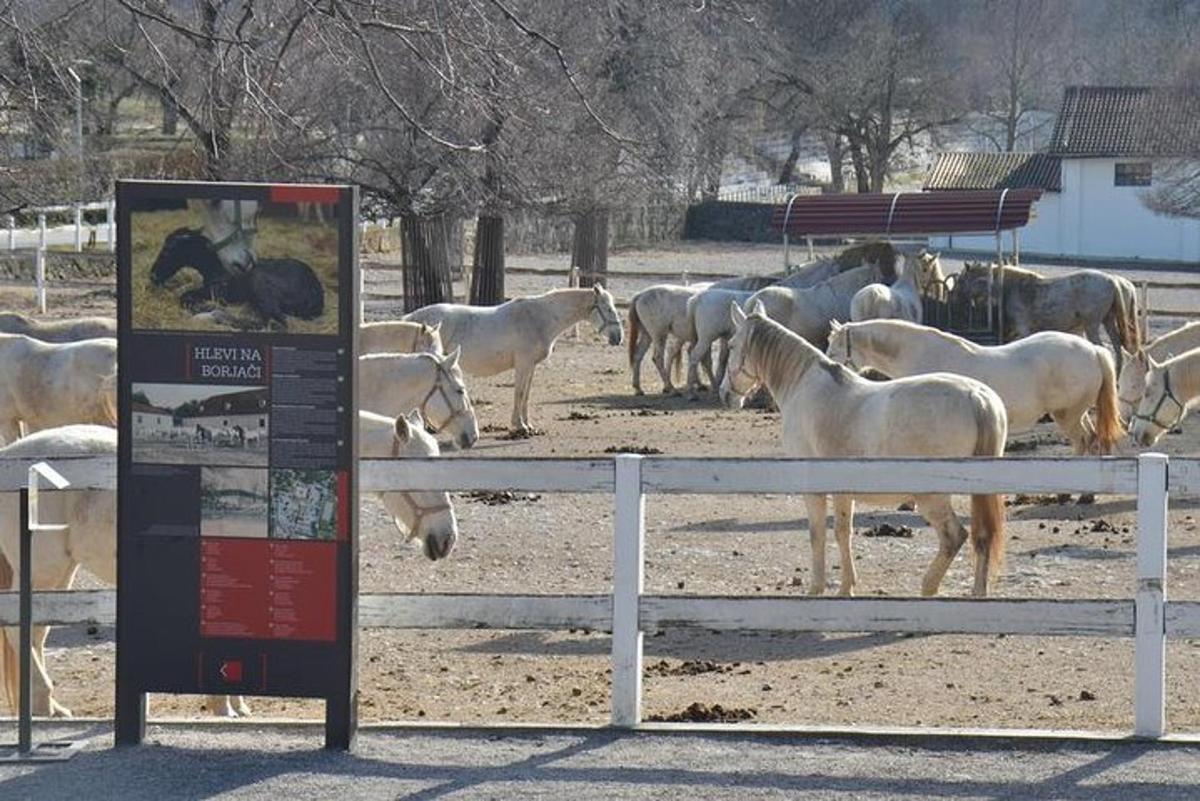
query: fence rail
0 453 1194 738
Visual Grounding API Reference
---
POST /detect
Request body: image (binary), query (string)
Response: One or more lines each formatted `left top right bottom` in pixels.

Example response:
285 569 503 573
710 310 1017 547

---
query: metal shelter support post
780 193 799 272
1 462 79 763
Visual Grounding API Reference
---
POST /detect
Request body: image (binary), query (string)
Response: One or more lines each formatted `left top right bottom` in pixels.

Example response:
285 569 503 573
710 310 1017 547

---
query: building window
136 415 143 423
259 418 266 428
1115 162 1152 187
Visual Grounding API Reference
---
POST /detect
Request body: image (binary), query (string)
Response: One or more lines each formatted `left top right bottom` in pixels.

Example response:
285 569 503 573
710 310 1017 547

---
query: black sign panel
114 181 358 749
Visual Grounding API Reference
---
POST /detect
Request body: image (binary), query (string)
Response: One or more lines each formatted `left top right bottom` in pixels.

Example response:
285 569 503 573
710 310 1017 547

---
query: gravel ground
6 241 1200 737
2 723 1200 800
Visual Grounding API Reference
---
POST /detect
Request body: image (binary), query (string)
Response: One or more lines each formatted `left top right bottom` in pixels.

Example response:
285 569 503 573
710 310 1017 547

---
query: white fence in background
5 200 116 314
1 453 1197 738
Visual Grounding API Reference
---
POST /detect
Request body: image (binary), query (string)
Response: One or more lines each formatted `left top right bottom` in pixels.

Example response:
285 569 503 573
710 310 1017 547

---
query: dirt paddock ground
4 241 1200 737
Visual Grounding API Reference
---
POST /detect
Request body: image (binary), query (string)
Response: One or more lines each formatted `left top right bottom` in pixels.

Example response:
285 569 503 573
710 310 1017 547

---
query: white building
185 389 269 437
928 87 1200 264
132 402 176 437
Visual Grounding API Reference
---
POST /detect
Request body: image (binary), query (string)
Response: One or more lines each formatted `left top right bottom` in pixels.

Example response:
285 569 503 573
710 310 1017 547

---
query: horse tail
1113 279 1141 354
1093 347 1124 455
970 389 1007 589
0 551 14 713
100 370 118 425
627 299 642 368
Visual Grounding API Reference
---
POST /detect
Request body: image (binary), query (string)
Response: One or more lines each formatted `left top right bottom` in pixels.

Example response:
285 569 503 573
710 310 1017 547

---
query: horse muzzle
607 329 623 346
423 527 457 561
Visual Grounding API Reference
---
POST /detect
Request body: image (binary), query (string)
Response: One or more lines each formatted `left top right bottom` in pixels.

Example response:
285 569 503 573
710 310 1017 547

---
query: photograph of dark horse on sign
130 197 338 333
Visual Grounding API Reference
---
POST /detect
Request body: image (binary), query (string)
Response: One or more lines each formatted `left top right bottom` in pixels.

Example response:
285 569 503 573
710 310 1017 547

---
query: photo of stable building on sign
131 382 269 467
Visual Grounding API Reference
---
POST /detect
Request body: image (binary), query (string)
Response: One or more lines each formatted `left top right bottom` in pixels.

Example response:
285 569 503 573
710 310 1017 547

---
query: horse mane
748 315 851 394
836 241 896 281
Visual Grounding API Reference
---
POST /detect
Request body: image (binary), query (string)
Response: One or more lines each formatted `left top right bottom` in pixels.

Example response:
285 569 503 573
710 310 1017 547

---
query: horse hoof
1076 494 1096 506
633 388 644 396
806 586 825 597
235 698 253 717
49 699 73 718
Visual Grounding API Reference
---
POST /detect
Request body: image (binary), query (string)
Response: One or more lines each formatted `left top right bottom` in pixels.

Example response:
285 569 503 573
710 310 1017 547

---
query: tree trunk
161 90 178 135
571 209 609 288
849 143 870 193
824 134 846 193
469 214 505 305
401 214 455 312
778 128 805 185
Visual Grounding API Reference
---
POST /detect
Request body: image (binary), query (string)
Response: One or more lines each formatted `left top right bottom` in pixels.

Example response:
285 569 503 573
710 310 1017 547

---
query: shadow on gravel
0 727 1194 801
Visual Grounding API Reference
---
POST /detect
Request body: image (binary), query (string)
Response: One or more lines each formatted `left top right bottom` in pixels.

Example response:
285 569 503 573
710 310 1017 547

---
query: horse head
720 300 765 408
389 410 458 560
151 228 224 287
955 262 994 305
590 285 624 346
1117 349 1151 423
1130 356 1184 447
420 348 478 451
200 199 260 273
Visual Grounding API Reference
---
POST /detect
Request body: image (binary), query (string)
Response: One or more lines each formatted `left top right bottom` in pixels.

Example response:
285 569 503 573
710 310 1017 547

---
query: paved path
2 724 1198 800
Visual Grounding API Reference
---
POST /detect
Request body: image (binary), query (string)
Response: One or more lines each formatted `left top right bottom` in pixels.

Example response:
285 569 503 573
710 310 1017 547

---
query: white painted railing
0 453 1194 738
5 200 116 314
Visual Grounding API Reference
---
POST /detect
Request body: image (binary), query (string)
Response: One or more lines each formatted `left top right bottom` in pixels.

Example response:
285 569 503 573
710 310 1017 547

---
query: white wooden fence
5 201 116 314
1 452 1196 738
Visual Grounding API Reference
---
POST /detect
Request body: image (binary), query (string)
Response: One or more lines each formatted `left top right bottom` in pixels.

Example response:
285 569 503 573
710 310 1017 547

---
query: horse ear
429 321 441 335
750 299 767 318
1147 354 1161 371
730 301 747 327
444 345 462 369
593 284 602 296
394 414 413 443
829 319 843 334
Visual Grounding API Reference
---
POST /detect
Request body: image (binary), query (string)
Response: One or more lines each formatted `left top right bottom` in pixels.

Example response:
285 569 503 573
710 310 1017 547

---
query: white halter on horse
1118 322 1200 423
721 301 1009 597
199 199 260 274
1129 347 1200 447
358 348 479 450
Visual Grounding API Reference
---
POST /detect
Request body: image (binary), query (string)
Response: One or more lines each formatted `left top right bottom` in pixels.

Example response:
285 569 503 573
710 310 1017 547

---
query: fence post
73 204 83 252
6 215 13 251
37 214 45 251
1135 452 1168 738
611 454 644 727
107 200 116 253
35 248 47 315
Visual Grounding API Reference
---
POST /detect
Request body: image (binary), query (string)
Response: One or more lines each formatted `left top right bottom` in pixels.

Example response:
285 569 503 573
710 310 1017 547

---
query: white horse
828 320 1123 458
360 409 460 561
684 287 755 397
1129 347 1200 447
0 425 116 717
1118 322 1200 422
360 321 445 357
745 263 891 350
627 283 710 395
196 199 260 273
849 251 944 324
721 302 1008 597
0 313 115 342
0 334 117 444
359 348 479 450
404 286 623 432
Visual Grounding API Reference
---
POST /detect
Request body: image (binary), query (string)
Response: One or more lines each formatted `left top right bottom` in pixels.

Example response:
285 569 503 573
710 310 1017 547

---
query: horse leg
1103 314 1125 376
511 362 536 432
206 694 238 718
713 339 731 395
631 329 652 395
649 336 672 394
833 495 858 596
915 495 968 597
686 338 709 399
803 494 828 596
667 339 685 393
701 348 716 388
1053 406 1098 504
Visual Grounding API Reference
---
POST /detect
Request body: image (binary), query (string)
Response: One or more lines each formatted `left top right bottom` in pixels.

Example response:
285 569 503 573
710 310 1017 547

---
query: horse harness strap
208 201 257 272
390 434 452 535
419 361 471 434
1133 369 1187 431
